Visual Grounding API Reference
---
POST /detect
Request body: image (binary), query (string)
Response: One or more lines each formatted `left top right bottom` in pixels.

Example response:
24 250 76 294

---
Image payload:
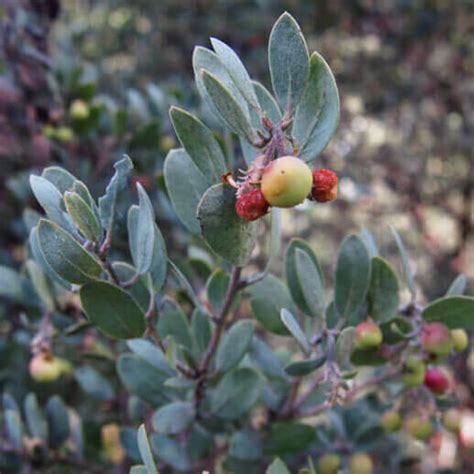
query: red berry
424 367 450 394
235 188 269 221
311 169 338 202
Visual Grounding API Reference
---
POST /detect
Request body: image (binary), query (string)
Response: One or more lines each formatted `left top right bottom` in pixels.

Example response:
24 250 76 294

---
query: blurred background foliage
0 0 473 471
1 0 472 302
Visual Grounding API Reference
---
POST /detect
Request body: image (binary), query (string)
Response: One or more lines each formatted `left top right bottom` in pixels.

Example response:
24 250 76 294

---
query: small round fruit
451 329 468 352
355 320 383 350
381 411 402 433
318 453 341 474
55 126 74 143
442 408 461 433
401 356 426 386
69 99 90 120
421 322 452 356
424 367 450 394
29 354 62 383
347 453 373 474
405 416 434 441
235 188 269 221
260 156 313 208
312 168 338 202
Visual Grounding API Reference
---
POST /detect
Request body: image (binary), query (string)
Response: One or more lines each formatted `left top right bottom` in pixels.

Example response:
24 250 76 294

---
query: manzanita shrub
1 12 473 474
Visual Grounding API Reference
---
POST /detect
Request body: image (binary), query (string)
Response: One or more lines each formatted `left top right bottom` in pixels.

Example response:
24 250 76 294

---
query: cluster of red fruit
234 156 338 221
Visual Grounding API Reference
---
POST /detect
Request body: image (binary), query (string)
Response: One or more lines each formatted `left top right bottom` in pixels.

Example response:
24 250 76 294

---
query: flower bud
421 322 452 356
355 320 382 350
260 156 313 208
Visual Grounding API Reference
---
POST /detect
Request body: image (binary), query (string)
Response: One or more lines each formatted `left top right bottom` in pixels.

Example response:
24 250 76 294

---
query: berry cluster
233 155 338 221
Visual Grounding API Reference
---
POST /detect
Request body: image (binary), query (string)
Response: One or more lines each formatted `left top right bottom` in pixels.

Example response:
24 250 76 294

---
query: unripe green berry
55 126 74 143
347 453 373 474
404 416 434 441
354 320 382 350
260 156 312 208
442 408 461 433
451 329 469 352
29 354 63 383
69 99 90 120
421 322 452 356
401 355 426 386
318 453 341 474
381 410 402 432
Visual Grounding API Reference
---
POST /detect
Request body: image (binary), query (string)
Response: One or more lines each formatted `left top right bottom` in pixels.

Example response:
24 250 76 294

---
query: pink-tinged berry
424 367 450 394
29 353 62 383
422 322 452 356
235 188 269 221
355 319 383 350
451 329 469 352
260 156 313 208
311 168 338 202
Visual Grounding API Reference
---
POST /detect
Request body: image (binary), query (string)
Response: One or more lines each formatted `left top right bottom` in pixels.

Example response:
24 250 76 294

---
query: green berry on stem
401 355 426 386
260 156 313 208
355 319 383 350
318 453 341 474
29 353 63 383
451 329 468 352
442 408 462 433
404 416 434 441
381 411 402 432
347 453 373 474
69 99 90 120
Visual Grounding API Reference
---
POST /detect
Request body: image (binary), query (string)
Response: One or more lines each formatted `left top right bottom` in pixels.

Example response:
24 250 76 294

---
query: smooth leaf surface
45 396 70 448
197 184 259 266
368 257 399 323
295 248 325 318
284 356 326 376
206 268 230 312
210 38 260 110
294 52 340 162
151 434 191 471
64 191 101 242
446 274 467 296
229 430 262 461
284 239 323 316
157 299 193 349
127 339 175 376
26 259 54 310
98 156 133 230
80 281 146 339
335 327 356 372
335 235 370 319
250 337 287 380
248 275 295 335
268 12 309 110
215 320 254 372
280 309 310 353
164 149 209 234
202 70 255 143
422 296 474 329
74 366 114 401
137 424 158 474
5 410 23 451
37 219 102 284
212 368 263 419
390 225 416 297
25 393 48 442
170 106 227 180
265 422 315 455
152 401 195 435
42 166 76 193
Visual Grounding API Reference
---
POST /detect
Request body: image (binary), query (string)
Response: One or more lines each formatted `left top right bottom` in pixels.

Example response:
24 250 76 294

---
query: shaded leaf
280 309 310 353
24 393 48 442
0 265 37 306
265 422 315 455
152 401 195 435
422 296 474 329
137 424 158 474
74 366 114 401
216 320 254 372
368 257 399 323
446 274 467 296
389 225 416 298
285 356 326 376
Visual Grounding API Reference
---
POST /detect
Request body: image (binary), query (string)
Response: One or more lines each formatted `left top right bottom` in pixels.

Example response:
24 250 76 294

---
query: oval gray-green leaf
210 38 260 111
45 396 70 448
216 320 254 373
294 52 339 162
280 309 310 353
389 225 416 298
268 12 309 110
26 259 55 311
137 424 158 474
197 184 259 266
422 296 474 329
368 256 399 323
446 274 467 296
170 106 227 179
37 219 102 284
80 281 145 339
64 191 102 242
164 149 209 234
284 356 326 376
284 239 323 316
152 401 195 435
201 70 255 143
295 248 325 318
25 393 48 442
42 166 76 193
335 235 370 319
